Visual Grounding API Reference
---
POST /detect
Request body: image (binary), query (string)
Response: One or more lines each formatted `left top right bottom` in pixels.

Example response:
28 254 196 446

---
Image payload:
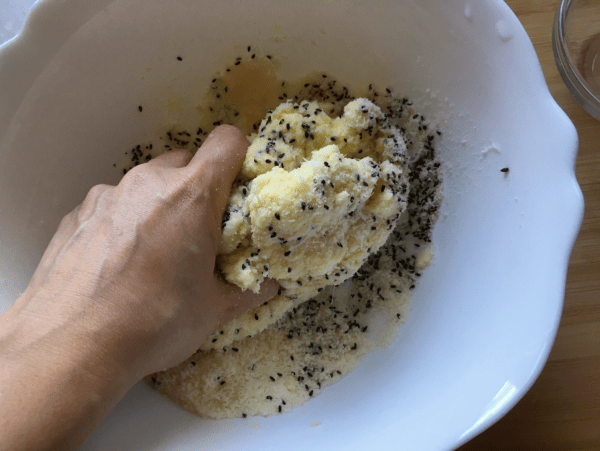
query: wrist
0 299 136 451
1 293 137 397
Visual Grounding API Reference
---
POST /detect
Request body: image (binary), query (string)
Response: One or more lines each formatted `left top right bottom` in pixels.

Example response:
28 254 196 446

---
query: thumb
215 275 280 325
187 124 249 219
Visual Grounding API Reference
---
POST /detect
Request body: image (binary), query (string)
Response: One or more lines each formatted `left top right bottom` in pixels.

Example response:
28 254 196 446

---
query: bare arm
0 125 277 451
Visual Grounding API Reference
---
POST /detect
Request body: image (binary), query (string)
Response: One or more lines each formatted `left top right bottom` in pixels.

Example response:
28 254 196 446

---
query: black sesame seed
288 267 292 273
275 213 281 220
177 56 183 61
284 251 291 256
500 167 509 173
270 376 276 381
337 242 343 248
255 314 259 320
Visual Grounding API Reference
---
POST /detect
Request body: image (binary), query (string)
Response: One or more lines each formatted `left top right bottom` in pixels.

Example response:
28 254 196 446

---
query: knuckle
76 184 112 222
87 184 110 198
58 210 75 229
121 165 166 195
81 184 110 208
172 149 193 160
123 163 149 182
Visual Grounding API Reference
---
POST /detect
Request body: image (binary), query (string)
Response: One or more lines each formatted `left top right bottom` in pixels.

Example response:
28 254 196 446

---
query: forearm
0 301 135 451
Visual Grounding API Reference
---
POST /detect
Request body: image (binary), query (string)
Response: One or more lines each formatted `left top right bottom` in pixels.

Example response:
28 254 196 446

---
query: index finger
186 125 250 215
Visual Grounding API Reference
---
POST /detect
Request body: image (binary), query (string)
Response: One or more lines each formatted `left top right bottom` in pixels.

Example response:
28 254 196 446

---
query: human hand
5 124 278 382
0 124 278 451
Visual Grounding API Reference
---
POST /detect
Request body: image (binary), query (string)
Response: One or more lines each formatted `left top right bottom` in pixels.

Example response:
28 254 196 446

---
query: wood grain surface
458 1 600 450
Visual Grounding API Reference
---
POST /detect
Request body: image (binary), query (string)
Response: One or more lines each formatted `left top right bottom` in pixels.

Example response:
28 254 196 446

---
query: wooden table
459 1 600 450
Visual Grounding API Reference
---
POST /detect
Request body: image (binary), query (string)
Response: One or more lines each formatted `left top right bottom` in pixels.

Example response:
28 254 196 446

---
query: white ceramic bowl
0 1 583 450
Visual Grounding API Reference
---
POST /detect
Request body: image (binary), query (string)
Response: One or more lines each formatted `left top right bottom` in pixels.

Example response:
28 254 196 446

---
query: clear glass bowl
553 0 600 120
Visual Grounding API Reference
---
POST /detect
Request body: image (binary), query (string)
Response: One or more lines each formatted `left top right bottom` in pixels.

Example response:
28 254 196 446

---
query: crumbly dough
206 99 410 350
147 61 444 420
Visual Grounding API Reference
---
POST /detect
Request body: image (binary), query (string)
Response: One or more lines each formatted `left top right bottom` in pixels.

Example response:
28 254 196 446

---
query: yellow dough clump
205 99 410 350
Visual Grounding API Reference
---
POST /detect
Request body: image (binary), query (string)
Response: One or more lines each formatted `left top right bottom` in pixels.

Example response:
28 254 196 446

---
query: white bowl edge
0 0 585 450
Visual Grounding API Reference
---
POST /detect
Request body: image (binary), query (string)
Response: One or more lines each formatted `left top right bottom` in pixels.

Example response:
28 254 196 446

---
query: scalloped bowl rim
0 0 584 449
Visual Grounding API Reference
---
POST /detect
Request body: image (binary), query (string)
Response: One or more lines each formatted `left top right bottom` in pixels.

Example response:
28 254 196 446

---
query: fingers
186 125 250 215
215 276 280 324
148 149 193 168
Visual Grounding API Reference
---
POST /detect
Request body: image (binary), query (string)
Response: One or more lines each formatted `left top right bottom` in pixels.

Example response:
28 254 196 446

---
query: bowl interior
0 0 582 450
